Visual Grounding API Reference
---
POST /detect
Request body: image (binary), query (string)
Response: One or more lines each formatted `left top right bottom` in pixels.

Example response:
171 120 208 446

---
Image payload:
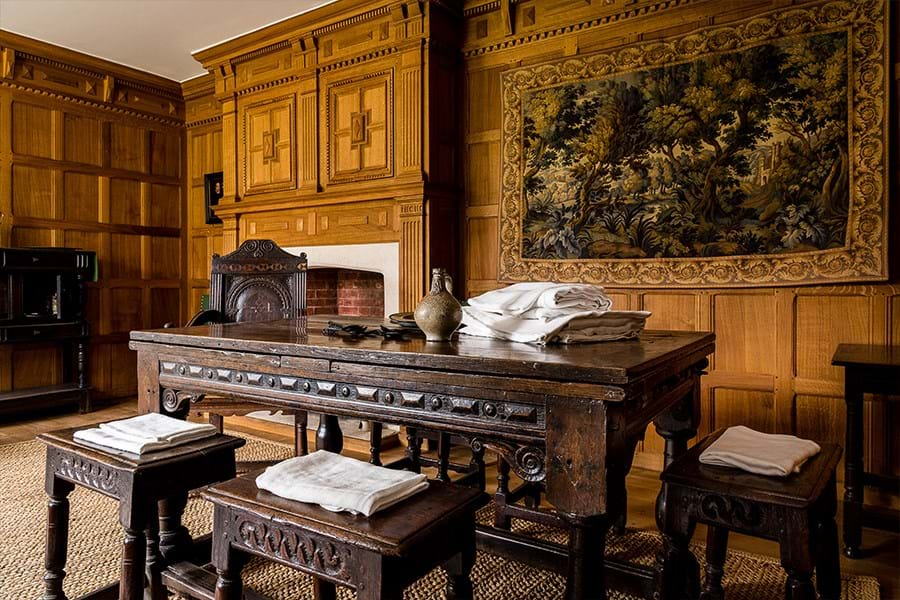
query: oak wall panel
0 31 185 403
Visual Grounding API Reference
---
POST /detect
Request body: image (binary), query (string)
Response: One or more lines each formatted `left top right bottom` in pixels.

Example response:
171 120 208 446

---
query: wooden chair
38 426 244 600
176 239 310 459
655 429 842 600
202 470 482 600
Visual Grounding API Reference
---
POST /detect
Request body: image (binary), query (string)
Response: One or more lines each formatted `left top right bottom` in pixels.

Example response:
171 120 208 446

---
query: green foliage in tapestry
521 31 849 260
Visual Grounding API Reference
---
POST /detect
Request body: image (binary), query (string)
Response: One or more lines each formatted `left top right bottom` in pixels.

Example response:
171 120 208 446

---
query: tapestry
500 1 888 286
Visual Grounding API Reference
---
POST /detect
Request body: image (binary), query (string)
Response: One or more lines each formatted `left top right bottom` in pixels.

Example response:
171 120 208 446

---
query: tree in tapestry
521 30 849 260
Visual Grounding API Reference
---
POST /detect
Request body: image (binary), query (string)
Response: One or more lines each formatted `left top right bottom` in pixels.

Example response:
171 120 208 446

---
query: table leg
843 376 864 558
43 476 75 600
563 514 610 600
316 414 343 453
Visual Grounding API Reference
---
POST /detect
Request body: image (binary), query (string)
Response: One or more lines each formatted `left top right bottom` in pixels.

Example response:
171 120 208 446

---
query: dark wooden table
130 317 714 599
831 343 900 558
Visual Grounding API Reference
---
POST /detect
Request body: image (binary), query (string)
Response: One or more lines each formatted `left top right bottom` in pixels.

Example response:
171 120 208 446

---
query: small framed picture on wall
204 172 224 225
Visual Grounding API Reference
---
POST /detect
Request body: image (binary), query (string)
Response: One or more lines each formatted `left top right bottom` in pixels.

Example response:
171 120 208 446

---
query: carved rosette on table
499 0 888 287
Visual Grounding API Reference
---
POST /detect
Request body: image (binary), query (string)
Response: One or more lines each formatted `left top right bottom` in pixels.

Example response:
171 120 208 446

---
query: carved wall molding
462 0 693 57
0 80 184 127
186 114 223 129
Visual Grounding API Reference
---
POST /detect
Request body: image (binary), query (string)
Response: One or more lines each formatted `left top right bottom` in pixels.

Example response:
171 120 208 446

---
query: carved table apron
130 318 714 600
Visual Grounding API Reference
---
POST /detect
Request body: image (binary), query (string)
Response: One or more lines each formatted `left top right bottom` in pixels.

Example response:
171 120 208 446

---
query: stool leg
816 476 841 600
313 579 338 600
145 502 166 600
699 526 728 600
494 458 511 530
211 506 242 600
43 476 75 600
119 527 147 600
445 524 476 599
357 552 403 600
780 528 815 600
158 494 191 562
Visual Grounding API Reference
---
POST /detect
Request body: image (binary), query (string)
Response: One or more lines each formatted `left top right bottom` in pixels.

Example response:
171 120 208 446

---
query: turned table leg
145 502 167 600
316 414 344 453
368 421 383 466
43 476 75 600
157 494 191 562
842 374 864 558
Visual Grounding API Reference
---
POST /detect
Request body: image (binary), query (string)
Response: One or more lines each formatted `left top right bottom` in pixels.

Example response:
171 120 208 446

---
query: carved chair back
209 239 307 323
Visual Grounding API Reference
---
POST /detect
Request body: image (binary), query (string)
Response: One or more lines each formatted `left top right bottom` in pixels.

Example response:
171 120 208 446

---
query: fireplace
285 242 399 317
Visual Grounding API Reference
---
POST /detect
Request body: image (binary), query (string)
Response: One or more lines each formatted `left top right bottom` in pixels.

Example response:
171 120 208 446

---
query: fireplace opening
307 268 385 318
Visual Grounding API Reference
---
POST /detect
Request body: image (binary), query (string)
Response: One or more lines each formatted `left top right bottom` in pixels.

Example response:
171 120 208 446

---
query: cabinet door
242 94 296 195
326 70 392 184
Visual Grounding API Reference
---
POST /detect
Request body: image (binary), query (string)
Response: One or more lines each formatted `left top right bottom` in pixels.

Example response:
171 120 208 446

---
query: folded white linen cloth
73 427 172 455
699 426 821 476
73 413 217 455
467 282 613 316
99 413 217 445
460 306 650 345
256 450 429 517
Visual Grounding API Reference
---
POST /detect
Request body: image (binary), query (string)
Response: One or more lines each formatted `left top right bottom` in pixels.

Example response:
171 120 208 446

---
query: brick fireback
306 268 385 318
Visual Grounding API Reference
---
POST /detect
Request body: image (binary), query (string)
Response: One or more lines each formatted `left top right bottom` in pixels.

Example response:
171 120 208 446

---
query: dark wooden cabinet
0 247 95 416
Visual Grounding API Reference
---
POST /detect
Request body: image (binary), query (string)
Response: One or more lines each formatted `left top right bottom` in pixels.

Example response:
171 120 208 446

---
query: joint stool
655 429 842 600
203 470 484 600
38 426 245 600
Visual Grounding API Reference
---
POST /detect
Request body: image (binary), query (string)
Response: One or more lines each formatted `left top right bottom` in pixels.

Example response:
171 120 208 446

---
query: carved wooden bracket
161 388 204 415
1 47 14 79
471 437 545 483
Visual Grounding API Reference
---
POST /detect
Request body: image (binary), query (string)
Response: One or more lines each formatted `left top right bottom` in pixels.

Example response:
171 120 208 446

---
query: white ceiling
0 0 334 82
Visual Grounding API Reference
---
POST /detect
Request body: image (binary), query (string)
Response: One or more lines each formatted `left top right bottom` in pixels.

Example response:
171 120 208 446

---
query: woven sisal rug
0 436 880 600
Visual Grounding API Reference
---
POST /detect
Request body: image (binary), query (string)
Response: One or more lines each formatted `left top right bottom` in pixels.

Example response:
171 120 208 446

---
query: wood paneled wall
0 31 185 401
183 76 223 318
459 0 899 475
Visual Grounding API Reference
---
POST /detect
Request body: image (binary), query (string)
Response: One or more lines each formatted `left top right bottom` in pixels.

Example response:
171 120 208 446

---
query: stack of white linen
699 426 821 476
256 450 428 517
73 413 217 455
460 282 650 345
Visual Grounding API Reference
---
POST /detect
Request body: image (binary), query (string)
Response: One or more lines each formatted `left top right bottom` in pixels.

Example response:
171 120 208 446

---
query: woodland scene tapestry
500 1 888 287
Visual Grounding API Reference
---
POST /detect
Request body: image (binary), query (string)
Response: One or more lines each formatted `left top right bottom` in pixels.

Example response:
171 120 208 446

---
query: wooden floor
3 399 898 598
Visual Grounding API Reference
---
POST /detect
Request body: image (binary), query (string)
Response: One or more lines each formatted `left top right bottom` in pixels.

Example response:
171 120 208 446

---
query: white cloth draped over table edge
256 450 428 517
698 425 821 477
73 413 217 455
459 282 650 345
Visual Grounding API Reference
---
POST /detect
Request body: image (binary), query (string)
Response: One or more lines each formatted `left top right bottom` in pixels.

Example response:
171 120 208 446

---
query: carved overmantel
191 0 462 310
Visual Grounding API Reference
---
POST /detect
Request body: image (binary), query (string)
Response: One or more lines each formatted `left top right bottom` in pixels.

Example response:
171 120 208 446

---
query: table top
130 317 714 386
832 344 900 368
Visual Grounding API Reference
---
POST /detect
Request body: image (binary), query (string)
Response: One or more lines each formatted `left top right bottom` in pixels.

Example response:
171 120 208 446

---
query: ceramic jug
414 268 462 342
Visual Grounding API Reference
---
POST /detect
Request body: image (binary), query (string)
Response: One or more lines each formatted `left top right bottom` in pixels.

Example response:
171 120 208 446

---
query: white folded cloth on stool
73 413 217 455
699 425 821 476
460 306 650 345
466 282 613 316
256 450 429 517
